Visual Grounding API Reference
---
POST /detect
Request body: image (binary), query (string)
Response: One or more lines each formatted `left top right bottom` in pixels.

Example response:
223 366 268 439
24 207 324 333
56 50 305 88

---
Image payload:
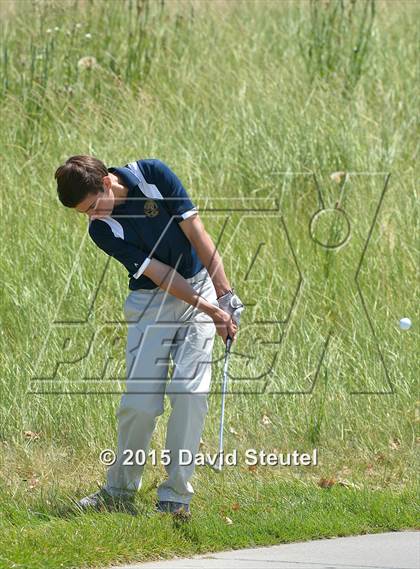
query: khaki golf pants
104 267 217 505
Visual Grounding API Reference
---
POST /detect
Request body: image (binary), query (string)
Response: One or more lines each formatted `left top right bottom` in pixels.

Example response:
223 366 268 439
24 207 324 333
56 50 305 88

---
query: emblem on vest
144 199 159 218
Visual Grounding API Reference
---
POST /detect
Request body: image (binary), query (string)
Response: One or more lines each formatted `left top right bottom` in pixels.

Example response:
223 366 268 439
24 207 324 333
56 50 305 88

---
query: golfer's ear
102 175 111 191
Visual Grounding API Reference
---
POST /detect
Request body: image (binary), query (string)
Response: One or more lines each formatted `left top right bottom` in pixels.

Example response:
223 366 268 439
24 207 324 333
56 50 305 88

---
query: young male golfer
54 155 243 518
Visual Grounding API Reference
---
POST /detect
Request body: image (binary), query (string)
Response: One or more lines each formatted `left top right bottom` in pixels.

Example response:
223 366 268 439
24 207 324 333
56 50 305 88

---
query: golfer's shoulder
88 217 119 244
135 157 175 181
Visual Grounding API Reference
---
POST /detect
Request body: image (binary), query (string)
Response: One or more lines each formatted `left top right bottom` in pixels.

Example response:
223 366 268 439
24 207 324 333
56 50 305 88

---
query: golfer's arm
142 258 220 318
179 214 231 298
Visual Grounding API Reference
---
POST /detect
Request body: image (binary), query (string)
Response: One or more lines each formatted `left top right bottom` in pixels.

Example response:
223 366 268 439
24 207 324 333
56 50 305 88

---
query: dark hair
54 155 108 208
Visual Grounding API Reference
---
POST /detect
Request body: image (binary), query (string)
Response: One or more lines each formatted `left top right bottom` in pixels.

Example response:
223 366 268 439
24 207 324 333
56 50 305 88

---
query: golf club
205 335 233 472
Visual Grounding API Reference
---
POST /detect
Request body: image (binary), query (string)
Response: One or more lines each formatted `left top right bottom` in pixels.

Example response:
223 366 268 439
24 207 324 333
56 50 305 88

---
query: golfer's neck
113 182 130 206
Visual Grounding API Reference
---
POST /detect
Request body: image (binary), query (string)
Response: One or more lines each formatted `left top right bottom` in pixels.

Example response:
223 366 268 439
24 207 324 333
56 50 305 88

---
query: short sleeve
89 218 151 279
149 159 198 222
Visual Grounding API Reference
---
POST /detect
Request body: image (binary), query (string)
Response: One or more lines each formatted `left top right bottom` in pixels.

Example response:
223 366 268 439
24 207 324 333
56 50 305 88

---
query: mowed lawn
0 1 418 568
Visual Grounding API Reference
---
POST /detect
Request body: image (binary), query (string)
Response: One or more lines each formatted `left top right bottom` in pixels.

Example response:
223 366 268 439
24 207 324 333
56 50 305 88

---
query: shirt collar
107 166 140 213
107 165 140 193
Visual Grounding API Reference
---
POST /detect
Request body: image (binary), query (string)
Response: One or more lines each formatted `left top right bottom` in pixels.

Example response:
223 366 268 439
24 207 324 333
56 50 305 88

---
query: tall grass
0 0 418 556
298 0 376 94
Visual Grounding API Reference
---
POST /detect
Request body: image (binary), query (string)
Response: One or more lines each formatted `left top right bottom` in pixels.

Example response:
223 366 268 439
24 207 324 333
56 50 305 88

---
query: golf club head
205 459 222 473
205 451 223 472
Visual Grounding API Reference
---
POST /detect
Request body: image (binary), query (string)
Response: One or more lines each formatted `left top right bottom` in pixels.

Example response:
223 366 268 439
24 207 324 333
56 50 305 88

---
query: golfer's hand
212 308 238 344
216 290 244 327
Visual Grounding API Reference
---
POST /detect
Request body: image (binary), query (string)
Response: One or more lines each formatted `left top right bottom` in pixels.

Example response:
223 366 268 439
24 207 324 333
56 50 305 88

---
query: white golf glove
217 289 244 326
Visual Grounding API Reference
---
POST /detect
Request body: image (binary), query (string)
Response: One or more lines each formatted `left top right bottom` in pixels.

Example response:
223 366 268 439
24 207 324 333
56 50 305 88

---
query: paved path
109 531 419 569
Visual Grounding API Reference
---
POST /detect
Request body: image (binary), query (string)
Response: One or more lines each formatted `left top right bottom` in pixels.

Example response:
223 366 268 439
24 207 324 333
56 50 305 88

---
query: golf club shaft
216 336 232 468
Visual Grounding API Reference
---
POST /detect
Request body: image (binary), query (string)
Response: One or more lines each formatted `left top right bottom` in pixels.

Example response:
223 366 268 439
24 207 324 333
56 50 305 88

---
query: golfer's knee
168 391 209 414
119 394 164 418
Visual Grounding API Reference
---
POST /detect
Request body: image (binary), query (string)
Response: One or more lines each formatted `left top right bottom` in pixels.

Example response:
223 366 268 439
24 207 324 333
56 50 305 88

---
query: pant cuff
157 490 192 505
104 486 136 499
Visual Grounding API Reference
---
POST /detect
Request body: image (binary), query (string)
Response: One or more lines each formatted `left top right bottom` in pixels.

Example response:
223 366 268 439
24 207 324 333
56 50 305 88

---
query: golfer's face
76 187 115 219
